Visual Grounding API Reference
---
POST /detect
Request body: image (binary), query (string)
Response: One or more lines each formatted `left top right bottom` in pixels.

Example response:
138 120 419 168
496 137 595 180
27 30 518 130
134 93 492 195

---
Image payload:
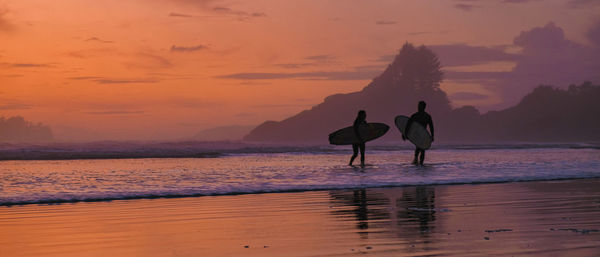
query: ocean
1 143 599 206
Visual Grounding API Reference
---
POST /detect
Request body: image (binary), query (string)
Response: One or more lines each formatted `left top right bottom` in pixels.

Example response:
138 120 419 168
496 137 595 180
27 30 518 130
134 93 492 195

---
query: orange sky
1 0 599 140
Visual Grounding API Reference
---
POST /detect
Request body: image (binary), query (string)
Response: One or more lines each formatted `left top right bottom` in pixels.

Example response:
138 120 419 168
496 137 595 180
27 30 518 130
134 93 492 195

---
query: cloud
69 76 103 80
430 44 521 67
168 12 195 18
0 103 32 110
85 37 114 43
588 20 600 46
376 20 397 25
445 71 511 81
274 63 313 69
237 81 272 86
140 53 171 67
274 54 337 69
251 104 307 108
94 78 160 84
305 55 336 61
85 110 145 115
567 0 600 8
12 63 50 67
124 53 172 69
0 62 53 68
64 48 117 59
502 0 537 3
450 92 490 101
70 73 198 84
217 67 381 81
170 0 267 20
170 44 208 52
513 22 569 50
212 6 267 19
443 22 600 110
0 97 32 111
235 112 254 117
250 13 268 18
509 23 600 83
408 31 432 36
376 44 519 67
168 98 221 108
1 74 23 78
454 4 480 11
374 54 395 63
71 77 160 84
0 7 15 32
67 49 170 70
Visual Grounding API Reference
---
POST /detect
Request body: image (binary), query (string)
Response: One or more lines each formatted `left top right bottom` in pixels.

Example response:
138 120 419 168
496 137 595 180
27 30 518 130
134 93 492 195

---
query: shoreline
2 178 600 256
0 142 598 161
3 177 600 207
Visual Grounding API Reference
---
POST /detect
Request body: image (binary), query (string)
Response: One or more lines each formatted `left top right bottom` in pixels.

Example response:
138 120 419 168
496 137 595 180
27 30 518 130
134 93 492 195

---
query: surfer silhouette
350 110 367 167
404 101 434 165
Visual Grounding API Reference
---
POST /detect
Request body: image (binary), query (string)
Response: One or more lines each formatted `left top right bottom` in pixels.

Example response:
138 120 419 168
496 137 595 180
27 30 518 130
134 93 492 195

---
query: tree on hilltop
0 116 53 142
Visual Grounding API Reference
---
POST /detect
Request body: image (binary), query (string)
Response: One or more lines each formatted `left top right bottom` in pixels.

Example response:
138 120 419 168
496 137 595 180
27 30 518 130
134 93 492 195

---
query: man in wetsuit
403 101 434 165
350 110 367 167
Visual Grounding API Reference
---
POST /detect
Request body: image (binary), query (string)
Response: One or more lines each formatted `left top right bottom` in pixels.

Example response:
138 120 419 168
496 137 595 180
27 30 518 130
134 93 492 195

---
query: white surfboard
395 115 432 150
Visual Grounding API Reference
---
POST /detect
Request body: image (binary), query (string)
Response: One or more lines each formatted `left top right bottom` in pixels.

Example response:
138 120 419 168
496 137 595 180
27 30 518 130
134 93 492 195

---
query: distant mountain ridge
244 43 600 143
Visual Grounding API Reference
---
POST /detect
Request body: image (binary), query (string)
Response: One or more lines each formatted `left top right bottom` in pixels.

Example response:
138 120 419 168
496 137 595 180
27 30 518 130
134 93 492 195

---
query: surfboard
395 115 432 150
328 123 389 145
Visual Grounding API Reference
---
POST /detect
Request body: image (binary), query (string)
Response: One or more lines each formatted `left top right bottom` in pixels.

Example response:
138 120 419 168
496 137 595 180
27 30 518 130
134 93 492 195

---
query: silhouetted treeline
444 82 600 142
0 116 53 142
244 43 600 143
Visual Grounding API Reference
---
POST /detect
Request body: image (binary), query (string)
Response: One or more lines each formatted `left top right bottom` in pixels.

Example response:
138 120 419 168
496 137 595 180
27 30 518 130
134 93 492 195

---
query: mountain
0 116 53 142
244 43 600 143
245 43 451 143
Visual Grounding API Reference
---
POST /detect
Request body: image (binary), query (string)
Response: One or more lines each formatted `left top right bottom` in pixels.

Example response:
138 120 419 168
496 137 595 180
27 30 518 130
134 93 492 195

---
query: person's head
418 101 426 112
357 110 366 120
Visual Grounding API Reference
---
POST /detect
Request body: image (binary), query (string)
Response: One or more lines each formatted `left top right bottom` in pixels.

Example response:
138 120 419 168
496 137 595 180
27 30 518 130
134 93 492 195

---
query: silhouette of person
403 101 434 165
349 110 367 167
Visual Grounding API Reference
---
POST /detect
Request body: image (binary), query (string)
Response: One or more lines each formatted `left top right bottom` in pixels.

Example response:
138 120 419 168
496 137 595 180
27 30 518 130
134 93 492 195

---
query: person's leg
350 144 358 166
413 148 419 165
419 149 425 165
359 143 365 167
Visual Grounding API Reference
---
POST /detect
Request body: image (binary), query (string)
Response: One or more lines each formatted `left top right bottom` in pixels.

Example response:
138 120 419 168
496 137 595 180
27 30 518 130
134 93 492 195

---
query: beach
4 1 600 256
2 179 600 257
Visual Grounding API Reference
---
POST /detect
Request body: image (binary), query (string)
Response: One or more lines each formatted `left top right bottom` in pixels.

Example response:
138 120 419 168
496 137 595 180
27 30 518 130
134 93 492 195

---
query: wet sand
1 179 600 257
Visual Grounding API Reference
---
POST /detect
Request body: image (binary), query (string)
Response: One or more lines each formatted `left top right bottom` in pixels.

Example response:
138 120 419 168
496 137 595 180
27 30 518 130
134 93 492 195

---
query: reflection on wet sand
329 189 390 239
2 180 599 257
329 186 437 242
328 181 600 256
396 186 436 234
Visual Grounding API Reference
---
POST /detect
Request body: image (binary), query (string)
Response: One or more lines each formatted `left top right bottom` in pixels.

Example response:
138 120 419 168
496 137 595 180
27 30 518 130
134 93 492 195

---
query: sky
1 0 599 141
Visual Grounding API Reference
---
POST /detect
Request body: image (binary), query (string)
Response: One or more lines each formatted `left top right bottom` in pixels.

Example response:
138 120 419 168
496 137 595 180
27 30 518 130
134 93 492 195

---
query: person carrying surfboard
403 101 434 165
350 110 367 167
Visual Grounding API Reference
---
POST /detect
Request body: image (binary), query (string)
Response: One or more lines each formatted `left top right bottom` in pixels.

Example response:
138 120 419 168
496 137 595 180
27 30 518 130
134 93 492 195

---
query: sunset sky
1 0 599 141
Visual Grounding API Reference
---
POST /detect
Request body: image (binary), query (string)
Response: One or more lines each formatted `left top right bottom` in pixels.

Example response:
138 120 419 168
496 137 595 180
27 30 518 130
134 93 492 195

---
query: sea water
1 145 599 206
